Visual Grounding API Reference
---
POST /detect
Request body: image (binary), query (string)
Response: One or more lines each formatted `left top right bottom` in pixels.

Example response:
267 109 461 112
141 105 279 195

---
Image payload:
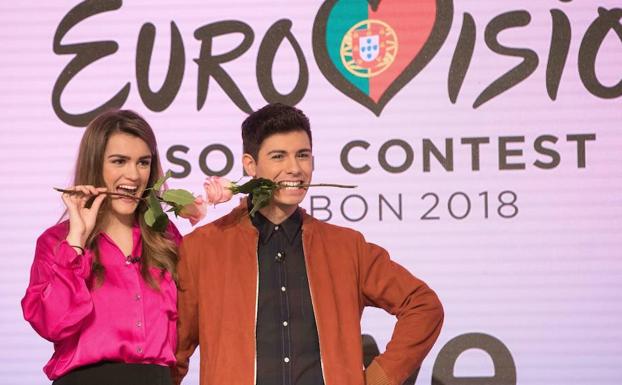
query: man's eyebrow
265 148 311 155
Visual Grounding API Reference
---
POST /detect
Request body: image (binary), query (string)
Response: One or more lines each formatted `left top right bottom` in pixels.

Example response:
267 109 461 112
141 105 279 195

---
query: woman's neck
101 214 136 256
101 213 135 233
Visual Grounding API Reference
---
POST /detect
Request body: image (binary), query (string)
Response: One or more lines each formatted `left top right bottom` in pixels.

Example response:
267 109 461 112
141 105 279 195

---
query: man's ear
242 153 257 177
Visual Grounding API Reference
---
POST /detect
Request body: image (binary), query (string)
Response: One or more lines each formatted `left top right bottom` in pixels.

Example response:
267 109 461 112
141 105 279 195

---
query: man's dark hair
242 103 312 160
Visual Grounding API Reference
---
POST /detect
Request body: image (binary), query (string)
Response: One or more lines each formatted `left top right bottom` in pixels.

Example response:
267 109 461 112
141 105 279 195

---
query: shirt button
282 321 288 327
275 226 279 231
137 346 143 354
284 357 290 363
136 321 142 328
281 286 286 292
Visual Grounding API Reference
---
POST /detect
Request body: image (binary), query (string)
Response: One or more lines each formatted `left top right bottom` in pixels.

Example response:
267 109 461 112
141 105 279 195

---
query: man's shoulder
303 213 364 241
182 206 244 244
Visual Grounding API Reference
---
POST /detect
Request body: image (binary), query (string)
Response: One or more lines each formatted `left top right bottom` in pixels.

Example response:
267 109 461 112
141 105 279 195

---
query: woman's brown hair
70 109 177 288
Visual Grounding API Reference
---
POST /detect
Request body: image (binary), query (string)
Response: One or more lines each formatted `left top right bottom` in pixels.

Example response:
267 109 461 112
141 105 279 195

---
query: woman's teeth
118 185 138 195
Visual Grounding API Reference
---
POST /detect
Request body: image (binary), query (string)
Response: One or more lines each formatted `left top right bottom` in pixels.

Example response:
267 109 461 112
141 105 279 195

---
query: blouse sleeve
21 230 94 342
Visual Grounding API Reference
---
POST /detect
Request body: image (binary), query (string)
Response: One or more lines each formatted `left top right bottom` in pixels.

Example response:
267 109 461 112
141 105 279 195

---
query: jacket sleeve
21 233 94 342
172 237 200 385
357 233 444 385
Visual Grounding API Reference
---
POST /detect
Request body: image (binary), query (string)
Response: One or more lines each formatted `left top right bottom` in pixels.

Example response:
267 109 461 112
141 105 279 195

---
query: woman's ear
242 153 257 177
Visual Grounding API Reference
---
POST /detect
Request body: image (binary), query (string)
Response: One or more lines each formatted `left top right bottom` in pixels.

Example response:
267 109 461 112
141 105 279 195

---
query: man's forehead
259 131 312 151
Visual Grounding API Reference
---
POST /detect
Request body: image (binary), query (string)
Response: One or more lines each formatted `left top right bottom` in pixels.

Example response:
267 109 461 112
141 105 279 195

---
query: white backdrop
1 1 621 384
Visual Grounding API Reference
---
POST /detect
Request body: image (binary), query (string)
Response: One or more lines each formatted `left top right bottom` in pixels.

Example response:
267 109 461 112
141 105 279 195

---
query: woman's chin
110 200 139 218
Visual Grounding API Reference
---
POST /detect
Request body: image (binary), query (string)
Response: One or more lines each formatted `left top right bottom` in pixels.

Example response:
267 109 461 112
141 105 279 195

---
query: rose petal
179 196 207 226
204 176 234 205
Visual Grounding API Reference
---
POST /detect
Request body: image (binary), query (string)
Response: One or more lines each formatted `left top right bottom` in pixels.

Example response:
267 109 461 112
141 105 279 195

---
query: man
174 103 443 385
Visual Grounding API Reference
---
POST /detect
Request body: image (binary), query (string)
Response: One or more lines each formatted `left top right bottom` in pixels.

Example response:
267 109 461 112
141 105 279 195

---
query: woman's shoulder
34 220 72 258
138 219 182 245
164 220 183 245
38 220 70 243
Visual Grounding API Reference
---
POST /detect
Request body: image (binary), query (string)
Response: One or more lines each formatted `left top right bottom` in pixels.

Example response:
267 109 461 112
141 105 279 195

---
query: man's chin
274 191 306 204
271 195 305 210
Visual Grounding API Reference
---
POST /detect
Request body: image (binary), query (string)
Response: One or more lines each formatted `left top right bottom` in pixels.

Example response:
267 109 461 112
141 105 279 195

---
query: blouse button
137 346 143 354
136 321 142 328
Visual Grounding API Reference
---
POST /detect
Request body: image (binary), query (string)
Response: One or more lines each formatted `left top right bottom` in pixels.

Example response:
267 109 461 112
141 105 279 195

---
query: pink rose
179 196 207 226
204 176 234 205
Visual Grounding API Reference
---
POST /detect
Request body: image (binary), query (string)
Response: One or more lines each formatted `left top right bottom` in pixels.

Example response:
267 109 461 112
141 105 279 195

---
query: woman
22 110 181 385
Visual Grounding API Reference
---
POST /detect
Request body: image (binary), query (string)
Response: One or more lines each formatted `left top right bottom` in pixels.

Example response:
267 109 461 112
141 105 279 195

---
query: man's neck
258 203 298 224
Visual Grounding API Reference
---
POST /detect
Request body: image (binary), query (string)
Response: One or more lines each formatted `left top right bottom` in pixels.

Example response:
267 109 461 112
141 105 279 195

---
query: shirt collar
98 221 143 259
250 199 302 245
131 223 143 258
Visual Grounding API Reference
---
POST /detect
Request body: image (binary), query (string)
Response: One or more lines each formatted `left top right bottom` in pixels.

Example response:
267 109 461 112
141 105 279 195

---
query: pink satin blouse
21 221 181 380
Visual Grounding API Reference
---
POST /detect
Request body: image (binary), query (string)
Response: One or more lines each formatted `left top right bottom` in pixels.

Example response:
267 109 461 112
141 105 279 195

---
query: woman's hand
62 185 107 249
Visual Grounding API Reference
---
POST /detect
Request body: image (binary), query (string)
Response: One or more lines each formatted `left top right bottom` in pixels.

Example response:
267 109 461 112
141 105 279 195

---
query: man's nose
285 156 302 174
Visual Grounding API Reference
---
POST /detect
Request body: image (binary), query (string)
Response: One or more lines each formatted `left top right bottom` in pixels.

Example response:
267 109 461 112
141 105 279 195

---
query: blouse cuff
54 240 92 277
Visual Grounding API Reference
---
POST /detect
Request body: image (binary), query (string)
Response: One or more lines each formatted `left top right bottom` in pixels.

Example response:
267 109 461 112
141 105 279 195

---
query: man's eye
271 154 284 160
298 152 311 159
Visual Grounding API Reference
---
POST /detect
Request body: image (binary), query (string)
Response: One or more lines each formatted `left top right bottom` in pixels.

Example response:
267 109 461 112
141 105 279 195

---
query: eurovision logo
51 0 620 127
313 0 453 115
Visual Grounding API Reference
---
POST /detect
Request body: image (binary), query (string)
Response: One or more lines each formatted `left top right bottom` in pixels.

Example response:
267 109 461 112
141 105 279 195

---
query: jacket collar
230 199 314 237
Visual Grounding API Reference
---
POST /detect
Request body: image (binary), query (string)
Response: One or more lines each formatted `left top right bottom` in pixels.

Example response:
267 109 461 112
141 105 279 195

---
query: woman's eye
139 160 151 167
112 158 125 165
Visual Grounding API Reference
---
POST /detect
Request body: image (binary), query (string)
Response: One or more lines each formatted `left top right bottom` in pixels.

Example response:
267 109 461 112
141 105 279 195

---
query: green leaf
237 178 277 194
144 206 156 226
152 213 169 232
152 170 172 192
148 192 164 214
162 189 195 207
144 191 168 231
249 188 273 217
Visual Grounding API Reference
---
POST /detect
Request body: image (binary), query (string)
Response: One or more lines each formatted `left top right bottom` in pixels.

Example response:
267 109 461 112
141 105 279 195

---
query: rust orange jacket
174 201 443 385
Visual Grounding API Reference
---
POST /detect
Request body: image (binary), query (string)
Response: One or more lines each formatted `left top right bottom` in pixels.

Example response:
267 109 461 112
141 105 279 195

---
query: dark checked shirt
252 208 324 385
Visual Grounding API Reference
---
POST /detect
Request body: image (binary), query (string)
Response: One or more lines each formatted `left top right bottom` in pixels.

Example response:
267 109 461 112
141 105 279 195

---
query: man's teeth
281 181 302 189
